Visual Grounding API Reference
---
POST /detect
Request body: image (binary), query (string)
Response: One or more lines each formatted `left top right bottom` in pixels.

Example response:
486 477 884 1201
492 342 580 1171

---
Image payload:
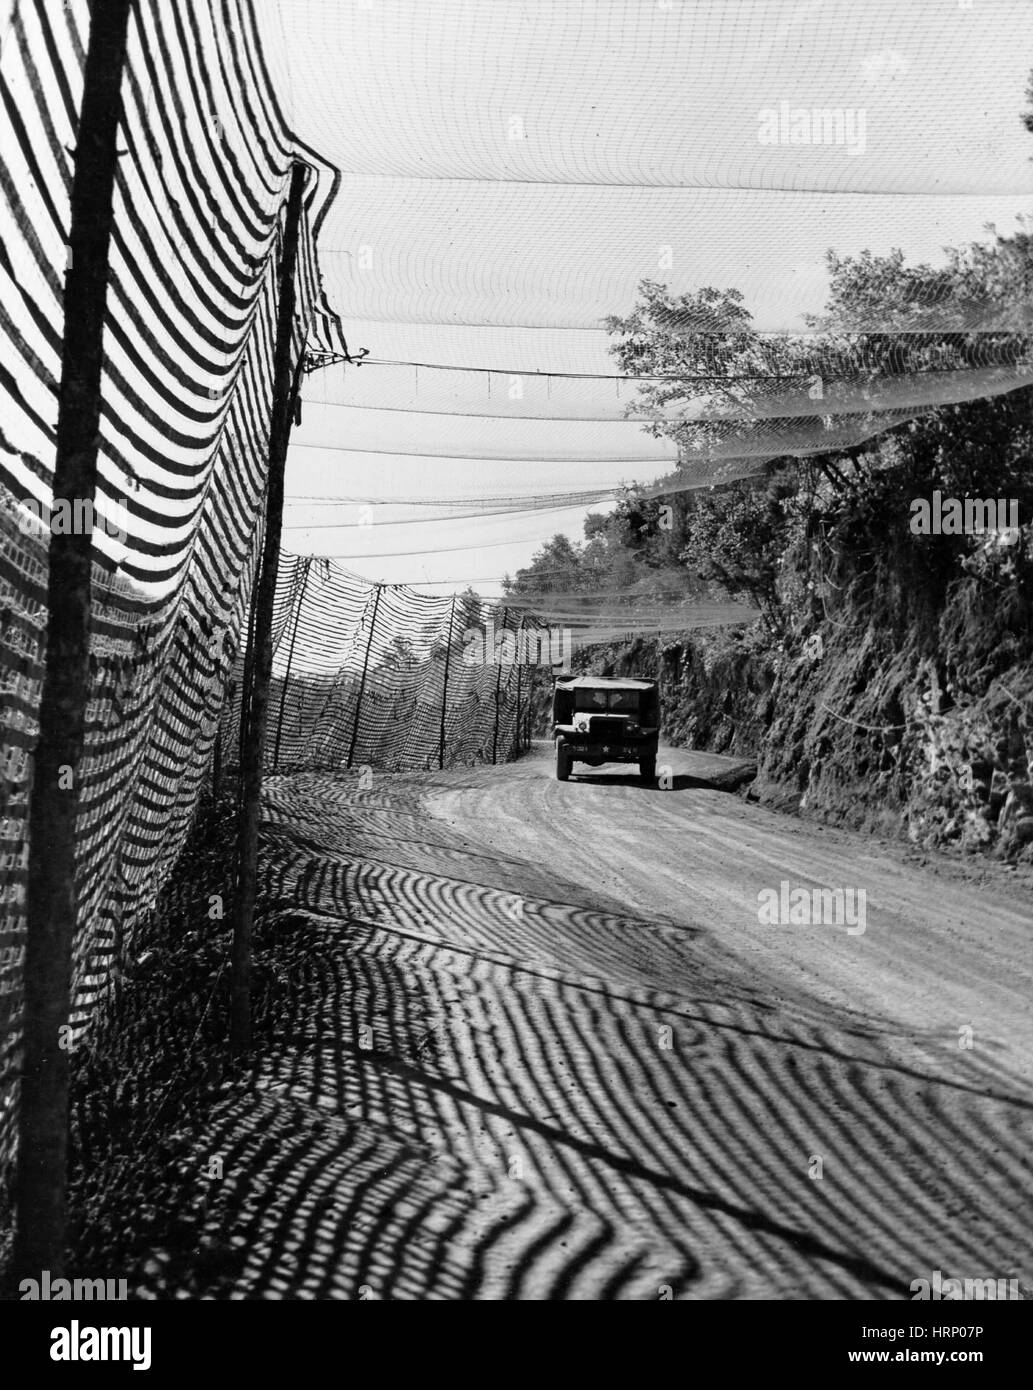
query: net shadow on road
138 771 1033 1301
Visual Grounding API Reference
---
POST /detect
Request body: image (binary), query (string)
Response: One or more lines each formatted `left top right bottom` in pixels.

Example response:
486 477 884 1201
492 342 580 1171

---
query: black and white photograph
0 0 1031 1365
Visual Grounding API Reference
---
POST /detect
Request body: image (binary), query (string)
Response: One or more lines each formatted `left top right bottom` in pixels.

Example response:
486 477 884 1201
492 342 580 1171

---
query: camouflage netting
0 0 346 1191
218 555 548 773
3 0 1033 1200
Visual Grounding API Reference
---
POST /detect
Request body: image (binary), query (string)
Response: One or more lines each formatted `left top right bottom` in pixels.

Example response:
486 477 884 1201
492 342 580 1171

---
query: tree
503 535 586 596
678 482 789 633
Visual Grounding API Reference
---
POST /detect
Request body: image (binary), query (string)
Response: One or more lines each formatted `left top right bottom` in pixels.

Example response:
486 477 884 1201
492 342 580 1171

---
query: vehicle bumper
558 739 655 761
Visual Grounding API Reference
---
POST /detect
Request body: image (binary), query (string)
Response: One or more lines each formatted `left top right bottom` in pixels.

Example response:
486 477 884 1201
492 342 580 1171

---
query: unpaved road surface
196 745 1033 1299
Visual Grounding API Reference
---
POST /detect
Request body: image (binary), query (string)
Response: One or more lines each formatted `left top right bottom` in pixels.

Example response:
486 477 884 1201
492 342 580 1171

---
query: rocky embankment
570 525 1033 862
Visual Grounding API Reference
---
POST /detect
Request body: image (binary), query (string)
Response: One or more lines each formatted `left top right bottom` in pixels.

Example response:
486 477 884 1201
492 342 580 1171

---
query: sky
255 0 1033 595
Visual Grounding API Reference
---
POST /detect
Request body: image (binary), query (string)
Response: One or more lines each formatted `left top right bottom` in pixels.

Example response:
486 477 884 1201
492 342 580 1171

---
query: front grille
588 716 629 738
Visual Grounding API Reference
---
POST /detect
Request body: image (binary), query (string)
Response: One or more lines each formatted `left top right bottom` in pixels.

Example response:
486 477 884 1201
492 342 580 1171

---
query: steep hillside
575 520 1033 861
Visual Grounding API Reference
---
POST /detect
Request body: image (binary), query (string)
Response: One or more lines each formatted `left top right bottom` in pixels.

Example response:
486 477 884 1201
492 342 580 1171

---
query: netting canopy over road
1 0 1032 1195
257 0 1033 597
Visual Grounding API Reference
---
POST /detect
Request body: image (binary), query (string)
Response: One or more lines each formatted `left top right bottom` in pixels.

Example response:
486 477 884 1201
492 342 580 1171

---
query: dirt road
196 745 1032 1299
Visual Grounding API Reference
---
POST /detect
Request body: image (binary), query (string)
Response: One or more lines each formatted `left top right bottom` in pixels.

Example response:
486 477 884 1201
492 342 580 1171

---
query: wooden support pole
524 663 535 749
438 594 456 770
525 623 534 749
229 162 308 1054
12 0 134 1285
491 606 508 764
273 555 310 770
515 637 523 756
237 545 260 779
346 583 381 769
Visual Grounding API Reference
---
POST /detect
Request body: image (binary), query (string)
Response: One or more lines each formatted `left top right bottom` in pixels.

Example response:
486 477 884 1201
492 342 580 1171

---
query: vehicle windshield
573 688 640 713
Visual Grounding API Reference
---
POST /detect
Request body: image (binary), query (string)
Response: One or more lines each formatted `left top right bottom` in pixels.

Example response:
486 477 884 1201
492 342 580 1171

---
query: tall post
515 631 523 756
524 661 534 749
230 162 308 1054
438 593 457 770
523 657 532 749
273 556 310 769
237 541 261 777
491 606 508 764
12 0 134 1285
346 583 382 769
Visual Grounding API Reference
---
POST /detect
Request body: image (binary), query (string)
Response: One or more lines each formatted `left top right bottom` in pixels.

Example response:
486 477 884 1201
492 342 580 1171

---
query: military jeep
552 675 660 783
